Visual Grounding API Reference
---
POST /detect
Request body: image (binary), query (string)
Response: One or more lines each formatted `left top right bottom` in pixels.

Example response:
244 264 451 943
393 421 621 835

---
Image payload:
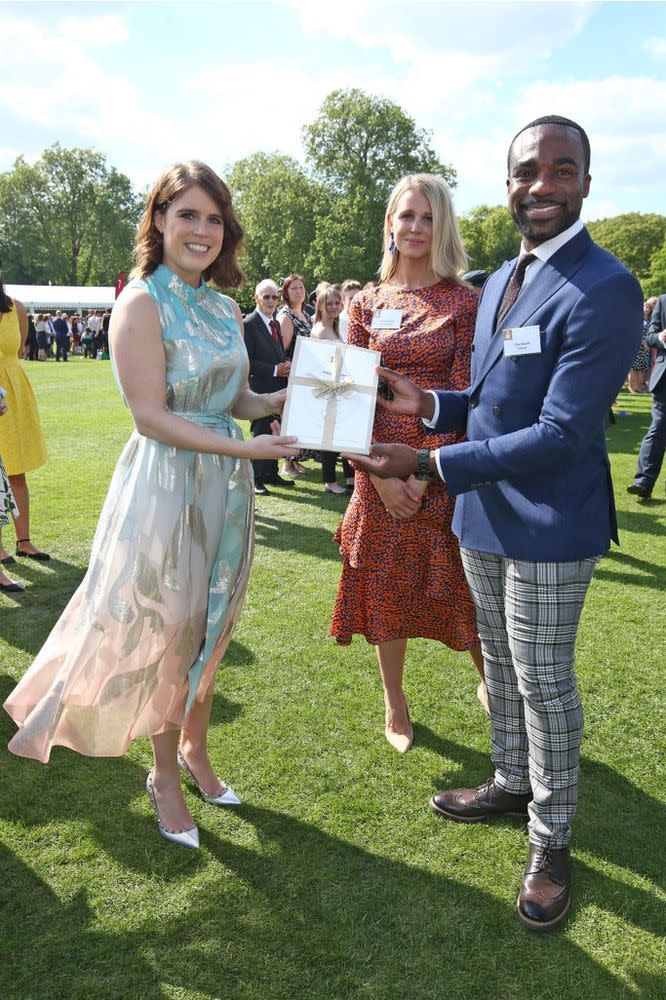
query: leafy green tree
586 212 666 283
458 205 521 274
645 239 666 297
302 89 456 282
0 143 142 285
303 89 455 198
226 152 325 303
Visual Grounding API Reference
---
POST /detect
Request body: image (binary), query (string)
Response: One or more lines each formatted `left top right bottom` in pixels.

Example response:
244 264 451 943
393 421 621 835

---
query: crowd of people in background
22 310 111 362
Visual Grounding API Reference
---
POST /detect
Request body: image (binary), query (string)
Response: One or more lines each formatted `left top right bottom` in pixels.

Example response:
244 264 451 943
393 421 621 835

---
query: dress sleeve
347 294 370 349
449 292 477 391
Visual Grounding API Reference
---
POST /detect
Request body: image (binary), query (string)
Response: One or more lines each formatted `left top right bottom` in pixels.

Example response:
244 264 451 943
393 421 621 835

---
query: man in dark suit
351 116 643 931
627 292 666 498
243 279 293 494
53 312 70 362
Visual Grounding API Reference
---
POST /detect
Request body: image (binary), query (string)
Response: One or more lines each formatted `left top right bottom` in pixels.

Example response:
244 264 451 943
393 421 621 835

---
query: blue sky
1 1 665 221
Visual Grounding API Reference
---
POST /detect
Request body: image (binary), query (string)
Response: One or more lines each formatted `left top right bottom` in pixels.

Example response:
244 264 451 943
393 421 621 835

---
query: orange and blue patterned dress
330 280 479 650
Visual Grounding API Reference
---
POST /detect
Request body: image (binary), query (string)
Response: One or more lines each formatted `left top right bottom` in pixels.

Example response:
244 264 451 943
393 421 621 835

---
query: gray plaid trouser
460 548 601 848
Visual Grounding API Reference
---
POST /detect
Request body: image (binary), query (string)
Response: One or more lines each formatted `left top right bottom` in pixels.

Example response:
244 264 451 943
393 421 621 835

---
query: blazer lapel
472 229 592 388
472 261 511 384
254 312 283 360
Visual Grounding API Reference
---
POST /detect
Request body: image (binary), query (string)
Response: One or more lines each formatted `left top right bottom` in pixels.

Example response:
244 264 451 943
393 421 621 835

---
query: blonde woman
311 283 355 494
330 174 487 750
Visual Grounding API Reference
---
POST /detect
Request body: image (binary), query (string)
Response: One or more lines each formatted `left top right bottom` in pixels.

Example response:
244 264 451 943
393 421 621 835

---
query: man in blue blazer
627 291 666 498
352 116 643 931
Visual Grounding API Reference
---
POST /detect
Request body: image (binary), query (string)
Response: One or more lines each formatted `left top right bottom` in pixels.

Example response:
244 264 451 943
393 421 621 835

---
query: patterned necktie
496 253 536 326
269 319 281 345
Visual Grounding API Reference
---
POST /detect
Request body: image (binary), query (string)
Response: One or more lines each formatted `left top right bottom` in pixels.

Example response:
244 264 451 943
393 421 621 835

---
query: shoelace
474 778 496 802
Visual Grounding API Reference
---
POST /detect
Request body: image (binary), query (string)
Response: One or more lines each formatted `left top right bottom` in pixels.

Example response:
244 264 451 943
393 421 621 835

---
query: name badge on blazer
502 325 541 357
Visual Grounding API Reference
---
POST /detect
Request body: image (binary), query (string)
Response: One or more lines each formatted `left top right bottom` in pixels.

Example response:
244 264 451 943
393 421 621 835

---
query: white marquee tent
5 284 116 311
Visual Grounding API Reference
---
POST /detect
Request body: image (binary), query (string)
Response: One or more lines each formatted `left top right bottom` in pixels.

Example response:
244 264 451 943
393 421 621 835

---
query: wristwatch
415 448 432 481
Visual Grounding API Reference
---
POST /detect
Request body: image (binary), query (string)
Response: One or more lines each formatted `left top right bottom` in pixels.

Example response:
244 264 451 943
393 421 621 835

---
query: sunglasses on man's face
261 294 279 300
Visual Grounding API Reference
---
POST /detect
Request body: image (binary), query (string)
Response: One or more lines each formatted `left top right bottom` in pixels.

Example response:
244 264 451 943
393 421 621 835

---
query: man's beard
511 201 579 244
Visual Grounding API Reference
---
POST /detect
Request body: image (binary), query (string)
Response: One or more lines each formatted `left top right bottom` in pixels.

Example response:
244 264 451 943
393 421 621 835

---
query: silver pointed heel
177 749 241 806
146 771 200 848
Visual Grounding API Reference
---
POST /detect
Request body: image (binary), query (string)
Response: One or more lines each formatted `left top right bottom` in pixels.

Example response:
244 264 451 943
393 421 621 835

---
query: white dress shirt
424 220 585 480
257 309 281 376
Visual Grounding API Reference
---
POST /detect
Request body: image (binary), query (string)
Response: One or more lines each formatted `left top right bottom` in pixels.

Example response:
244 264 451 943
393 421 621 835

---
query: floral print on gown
0 451 19 526
4 265 254 762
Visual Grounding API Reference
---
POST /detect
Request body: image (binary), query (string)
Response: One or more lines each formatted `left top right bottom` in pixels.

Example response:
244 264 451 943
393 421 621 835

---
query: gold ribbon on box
293 342 374 450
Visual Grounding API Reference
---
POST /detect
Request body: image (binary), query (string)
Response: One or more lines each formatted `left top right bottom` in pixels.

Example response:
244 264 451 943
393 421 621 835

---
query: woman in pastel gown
4 161 297 848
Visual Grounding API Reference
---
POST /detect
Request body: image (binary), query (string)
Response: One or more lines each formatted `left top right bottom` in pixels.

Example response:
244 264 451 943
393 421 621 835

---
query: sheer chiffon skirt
4 426 254 762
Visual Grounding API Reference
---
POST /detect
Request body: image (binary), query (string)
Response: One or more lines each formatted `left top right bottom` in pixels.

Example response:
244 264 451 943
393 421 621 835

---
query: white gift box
281 337 380 455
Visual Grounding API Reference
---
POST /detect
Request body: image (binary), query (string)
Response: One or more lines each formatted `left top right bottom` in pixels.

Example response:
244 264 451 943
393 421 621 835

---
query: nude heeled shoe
384 696 414 753
146 771 199 849
177 749 241 806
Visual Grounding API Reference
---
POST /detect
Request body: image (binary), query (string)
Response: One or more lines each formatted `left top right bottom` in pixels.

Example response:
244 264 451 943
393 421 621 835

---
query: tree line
2 89 665 305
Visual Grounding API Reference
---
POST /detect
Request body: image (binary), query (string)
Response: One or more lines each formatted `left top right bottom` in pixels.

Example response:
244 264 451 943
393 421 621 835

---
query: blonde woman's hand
371 475 423 520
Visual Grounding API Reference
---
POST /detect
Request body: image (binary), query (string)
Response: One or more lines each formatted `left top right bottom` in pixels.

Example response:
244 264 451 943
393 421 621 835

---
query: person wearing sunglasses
243 279 293 494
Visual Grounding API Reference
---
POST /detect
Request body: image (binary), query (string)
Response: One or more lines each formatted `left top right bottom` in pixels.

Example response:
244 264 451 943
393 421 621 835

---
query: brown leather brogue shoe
517 844 571 932
429 778 531 823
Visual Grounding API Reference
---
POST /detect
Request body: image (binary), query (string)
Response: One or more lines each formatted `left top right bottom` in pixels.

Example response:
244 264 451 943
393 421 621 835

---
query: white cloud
512 77 666 194
584 200 622 222
0 11 130 56
59 14 130 46
284 0 593 60
644 35 666 58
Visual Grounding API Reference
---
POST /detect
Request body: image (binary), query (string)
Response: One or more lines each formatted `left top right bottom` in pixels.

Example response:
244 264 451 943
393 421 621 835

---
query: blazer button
470 400 478 408
493 405 501 416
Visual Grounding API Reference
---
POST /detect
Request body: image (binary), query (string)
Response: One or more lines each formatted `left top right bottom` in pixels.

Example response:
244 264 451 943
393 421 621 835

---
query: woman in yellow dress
0 269 50 565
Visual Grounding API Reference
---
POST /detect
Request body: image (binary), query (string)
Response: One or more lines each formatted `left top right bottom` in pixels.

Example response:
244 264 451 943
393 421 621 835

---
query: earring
389 230 396 254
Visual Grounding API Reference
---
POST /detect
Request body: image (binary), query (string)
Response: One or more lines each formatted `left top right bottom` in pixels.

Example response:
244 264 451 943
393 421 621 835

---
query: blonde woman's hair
314 282 342 338
379 173 468 284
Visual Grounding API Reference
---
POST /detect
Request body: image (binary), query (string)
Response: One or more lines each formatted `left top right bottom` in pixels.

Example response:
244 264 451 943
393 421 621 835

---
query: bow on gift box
311 347 355 400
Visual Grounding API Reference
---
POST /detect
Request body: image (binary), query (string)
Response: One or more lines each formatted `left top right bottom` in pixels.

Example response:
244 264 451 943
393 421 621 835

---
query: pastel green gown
5 265 254 761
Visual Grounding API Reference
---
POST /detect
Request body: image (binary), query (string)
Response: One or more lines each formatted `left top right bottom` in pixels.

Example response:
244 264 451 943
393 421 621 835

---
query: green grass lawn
1 357 664 1000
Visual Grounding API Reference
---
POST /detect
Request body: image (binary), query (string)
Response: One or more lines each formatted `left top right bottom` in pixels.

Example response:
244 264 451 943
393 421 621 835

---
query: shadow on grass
0 556 87 657
1 795 658 1000
616 502 666 535
605 405 651 457
418 726 665 894
594 548 666 592
0 683 663 997
254 477 353 514
0 843 163 1000
255 514 340 561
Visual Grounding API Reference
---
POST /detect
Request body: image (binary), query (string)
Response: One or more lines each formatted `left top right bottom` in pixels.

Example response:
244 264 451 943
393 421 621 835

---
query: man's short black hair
507 115 591 174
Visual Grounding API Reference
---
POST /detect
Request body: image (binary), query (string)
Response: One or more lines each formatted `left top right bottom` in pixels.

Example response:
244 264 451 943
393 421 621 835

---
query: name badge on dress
371 309 403 330
502 325 541 357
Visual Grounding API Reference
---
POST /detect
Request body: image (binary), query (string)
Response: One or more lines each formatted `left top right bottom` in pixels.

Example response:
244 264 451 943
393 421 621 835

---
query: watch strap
415 448 432 481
